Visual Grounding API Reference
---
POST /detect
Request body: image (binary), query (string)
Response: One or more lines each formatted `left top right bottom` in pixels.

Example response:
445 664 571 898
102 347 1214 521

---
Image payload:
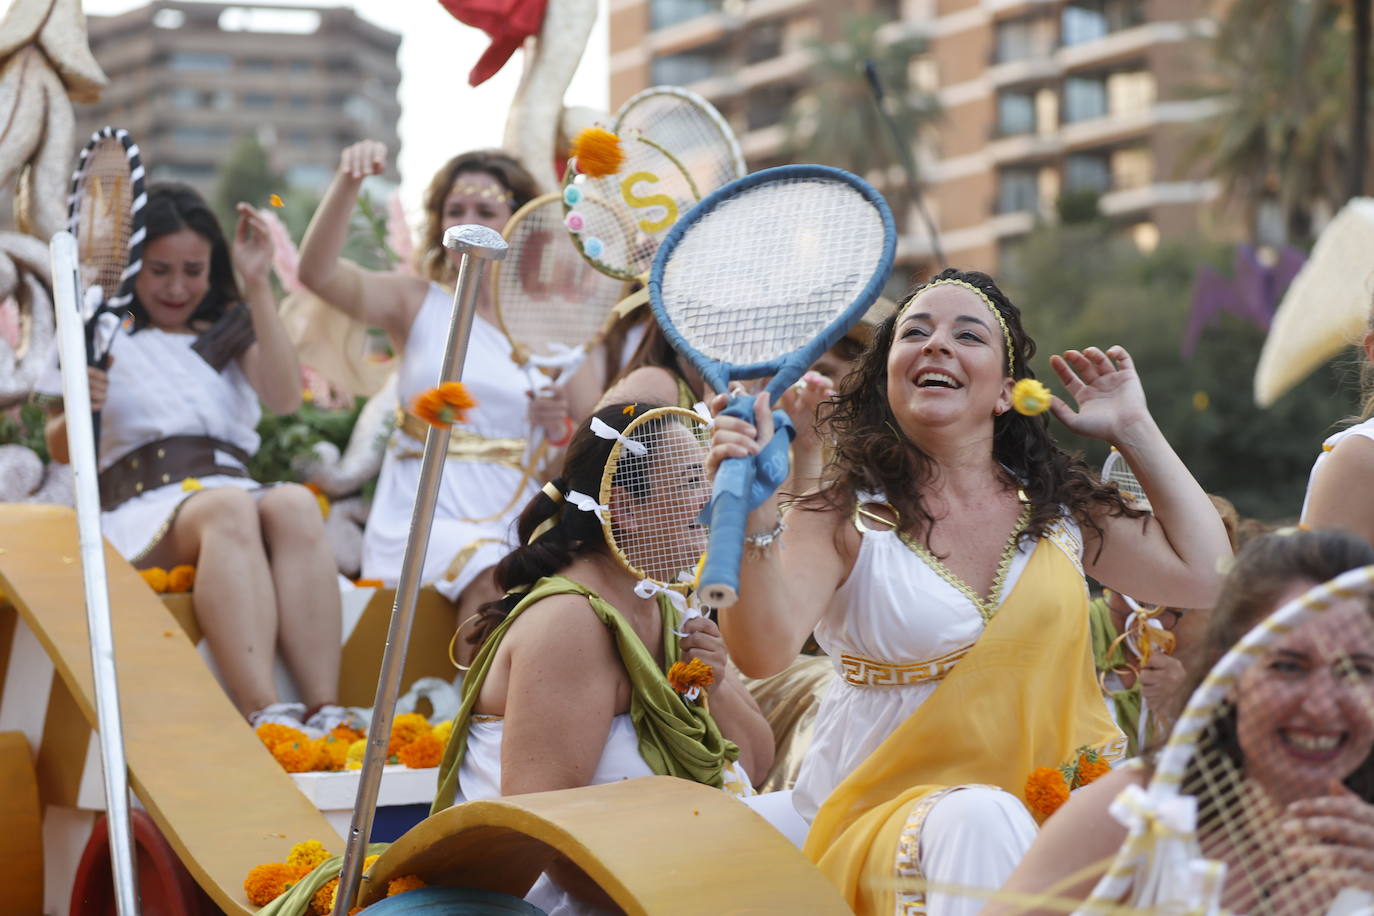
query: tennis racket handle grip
700 473 749 609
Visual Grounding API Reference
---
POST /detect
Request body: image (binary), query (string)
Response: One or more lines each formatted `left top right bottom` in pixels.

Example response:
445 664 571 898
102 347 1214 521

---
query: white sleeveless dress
1301 416 1374 519
361 283 541 600
793 506 1085 916
37 325 263 560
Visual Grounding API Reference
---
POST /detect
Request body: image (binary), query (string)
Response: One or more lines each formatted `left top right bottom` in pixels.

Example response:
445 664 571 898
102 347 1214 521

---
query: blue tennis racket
648 165 896 607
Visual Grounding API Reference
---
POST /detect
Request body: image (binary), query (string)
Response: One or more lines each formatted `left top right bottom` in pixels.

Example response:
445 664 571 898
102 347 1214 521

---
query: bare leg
452 568 503 670
143 488 279 715
258 484 342 709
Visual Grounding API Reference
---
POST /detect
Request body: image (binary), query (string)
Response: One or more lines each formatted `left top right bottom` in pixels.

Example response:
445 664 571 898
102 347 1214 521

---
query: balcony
1098 180 1219 216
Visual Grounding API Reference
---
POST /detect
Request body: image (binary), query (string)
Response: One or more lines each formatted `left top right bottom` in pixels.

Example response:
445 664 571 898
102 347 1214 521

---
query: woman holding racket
429 403 773 913
707 268 1233 915
987 528 1374 915
298 141 580 659
41 183 346 732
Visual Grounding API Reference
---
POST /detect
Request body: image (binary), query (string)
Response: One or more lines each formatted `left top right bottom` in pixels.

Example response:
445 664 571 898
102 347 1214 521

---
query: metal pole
50 230 141 915
333 225 508 915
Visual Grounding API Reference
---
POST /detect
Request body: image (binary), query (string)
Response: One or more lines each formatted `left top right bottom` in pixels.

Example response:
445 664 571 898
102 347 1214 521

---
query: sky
79 0 611 212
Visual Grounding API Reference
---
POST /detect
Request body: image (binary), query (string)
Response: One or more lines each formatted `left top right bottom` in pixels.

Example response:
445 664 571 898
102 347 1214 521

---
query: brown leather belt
99 435 252 512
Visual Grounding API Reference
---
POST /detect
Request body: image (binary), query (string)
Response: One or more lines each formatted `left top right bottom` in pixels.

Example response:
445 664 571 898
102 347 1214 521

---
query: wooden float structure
0 504 849 914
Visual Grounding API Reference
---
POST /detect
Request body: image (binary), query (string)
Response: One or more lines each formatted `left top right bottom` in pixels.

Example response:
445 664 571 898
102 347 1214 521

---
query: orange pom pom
571 127 626 178
167 564 195 593
1024 766 1071 818
272 739 318 773
387 874 428 896
667 658 715 695
244 862 296 906
139 567 169 593
397 733 444 769
411 382 477 429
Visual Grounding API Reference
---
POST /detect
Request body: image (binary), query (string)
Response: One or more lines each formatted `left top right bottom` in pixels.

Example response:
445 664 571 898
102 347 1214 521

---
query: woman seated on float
989 528 1374 915
430 403 774 912
41 183 345 732
706 268 1232 916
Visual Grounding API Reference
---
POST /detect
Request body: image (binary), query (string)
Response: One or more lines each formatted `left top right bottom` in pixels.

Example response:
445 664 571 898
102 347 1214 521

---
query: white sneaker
304 704 356 735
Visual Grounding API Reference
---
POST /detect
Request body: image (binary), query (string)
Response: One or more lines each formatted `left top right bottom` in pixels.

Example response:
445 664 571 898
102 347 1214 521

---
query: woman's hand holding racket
526 384 571 441
704 392 791 523
339 140 388 182
679 615 729 696
1048 345 1153 445
1282 789 1374 898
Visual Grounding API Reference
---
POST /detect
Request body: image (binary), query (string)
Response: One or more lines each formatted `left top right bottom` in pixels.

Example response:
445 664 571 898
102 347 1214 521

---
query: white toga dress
1301 416 1374 520
361 283 542 601
38 325 262 560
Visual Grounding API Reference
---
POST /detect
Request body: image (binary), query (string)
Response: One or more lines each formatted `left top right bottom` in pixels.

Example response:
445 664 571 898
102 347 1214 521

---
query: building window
168 51 231 72
166 87 201 109
148 162 217 183
1106 70 1155 116
1061 0 1145 46
996 90 1036 137
650 40 728 86
1063 75 1107 122
1111 145 1152 189
998 168 1039 214
1065 153 1111 193
745 19 784 65
286 163 334 190
169 126 231 144
285 129 313 146
242 93 275 110
650 0 723 30
288 95 311 110
994 14 1056 64
289 60 313 75
241 57 274 73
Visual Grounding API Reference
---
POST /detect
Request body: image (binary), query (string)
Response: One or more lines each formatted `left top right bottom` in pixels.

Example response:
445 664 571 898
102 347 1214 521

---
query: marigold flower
139 567 169 593
244 862 296 906
1024 766 1070 818
667 658 715 698
180 477 203 492
270 193 285 208
330 724 365 744
272 739 318 773
398 733 444 769
315 735 350 771
570 127 626 178
430 719 454 746
1010 378 1052 416
345 738 366 770
411 382 477 429
287 839 331 871
1074 747 1111 788
310 877 338 915
363 853 380 875
256 722 307 749
387 874 428 896
353 578 384 589
167 564 195 593
387 713 432 755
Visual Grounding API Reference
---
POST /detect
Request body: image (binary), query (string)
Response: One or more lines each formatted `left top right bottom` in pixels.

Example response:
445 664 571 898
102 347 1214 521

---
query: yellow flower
387 874 427 896
431 719 454 746
388 713 432 755
310 877 338 915
302 387 315 403
180 477 203 492
287 839 331 871
1024 766 1070 819
345 738 366 770
1192 390 1210 411
411 382 477 430
570 127 626 178
621 404 637 416
139 567 169 593
1010 378 1052 416
269 193 285 208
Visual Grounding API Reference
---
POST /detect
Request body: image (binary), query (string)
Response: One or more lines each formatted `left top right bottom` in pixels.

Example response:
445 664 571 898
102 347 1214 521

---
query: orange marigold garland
1074 746 1112 787
667 658 714 702
139 567 169 593
244 862 297 906
570 127 626 178
256 722 307 750
411 382 477 429
310 877 339 916
387 712 433 755
1024 766 1071 819
315 735 350 771
272 739 318 773
397 733 444 769
167 564 196 593
387 874 428 896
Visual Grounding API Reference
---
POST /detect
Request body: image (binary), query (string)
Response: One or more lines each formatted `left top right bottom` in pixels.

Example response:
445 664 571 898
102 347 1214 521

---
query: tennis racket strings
1102 447 1150 512
601 406 713 593
613 86 745 204
656 176 889 369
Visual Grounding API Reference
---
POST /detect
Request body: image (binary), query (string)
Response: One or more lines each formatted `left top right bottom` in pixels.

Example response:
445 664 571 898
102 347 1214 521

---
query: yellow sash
804 535 1126 915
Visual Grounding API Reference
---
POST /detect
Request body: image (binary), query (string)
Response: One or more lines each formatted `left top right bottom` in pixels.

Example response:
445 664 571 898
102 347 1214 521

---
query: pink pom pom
564 212 585 233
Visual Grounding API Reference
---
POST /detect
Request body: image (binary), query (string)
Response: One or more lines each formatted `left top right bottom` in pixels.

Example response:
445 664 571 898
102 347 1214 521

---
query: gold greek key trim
893 785 1000 915
442 537 504 584
839 645 973 688
393 408 529 467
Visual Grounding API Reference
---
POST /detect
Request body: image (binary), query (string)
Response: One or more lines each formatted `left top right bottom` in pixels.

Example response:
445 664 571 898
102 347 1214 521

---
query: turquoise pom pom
563 185 583 205
584 237 605 259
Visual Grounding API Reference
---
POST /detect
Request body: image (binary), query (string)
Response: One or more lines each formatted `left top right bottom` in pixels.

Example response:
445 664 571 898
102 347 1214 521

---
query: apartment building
609 0 1220 273
75 1 402 200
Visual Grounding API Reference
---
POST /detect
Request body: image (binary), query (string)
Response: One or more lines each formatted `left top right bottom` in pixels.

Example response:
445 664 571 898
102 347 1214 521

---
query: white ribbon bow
565 489 608 522
589 416 647 455
525 342 588 377
691 401 715 428
1109 784 1197 836
634 579 700 635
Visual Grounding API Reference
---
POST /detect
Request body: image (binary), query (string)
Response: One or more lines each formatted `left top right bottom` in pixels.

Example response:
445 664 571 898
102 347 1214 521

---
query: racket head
66 126 146 315
599 406 713 593
1102 447 1151 511
648 164 896 399
612 86 745 200
1085 565 1374 913
490 192 630 367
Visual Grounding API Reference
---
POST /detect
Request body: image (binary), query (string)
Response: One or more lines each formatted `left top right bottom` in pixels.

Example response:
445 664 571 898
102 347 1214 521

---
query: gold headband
451 182 515 204
905 278 1015 376
526 481 565 544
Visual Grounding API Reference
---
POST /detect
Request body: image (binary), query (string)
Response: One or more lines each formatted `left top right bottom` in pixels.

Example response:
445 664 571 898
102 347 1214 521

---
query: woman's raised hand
679 615 729 695
232 203 274 288
704 390 774 480
1048 346 1153 445
339 140 388 181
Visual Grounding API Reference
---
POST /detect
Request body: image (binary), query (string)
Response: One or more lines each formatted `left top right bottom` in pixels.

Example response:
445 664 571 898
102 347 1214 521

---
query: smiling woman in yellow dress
706 268 1233 916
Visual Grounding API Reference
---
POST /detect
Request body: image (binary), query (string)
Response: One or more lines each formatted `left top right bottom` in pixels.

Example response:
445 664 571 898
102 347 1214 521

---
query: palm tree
1352 0 1370 199
784 15 942 262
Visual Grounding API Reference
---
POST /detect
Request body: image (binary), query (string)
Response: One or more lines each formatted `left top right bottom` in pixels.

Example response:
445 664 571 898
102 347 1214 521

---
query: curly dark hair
129 183 240 332
468 402 661 648
415 149 540 286
804 267 1143 552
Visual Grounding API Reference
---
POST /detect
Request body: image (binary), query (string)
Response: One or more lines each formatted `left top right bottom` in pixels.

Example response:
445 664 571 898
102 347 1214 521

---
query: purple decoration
1183 245 1305 359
